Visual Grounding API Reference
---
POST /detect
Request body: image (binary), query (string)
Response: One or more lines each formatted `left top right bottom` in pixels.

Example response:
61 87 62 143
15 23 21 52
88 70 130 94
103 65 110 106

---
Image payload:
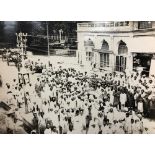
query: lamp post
46 22 51 67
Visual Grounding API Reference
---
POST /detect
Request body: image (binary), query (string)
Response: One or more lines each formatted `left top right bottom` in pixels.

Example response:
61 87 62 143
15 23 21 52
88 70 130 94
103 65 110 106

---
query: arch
118 40 128 55
84 38 94 47
116 40 128 72
100 40 110 68
101 40 109 51
84 38 94 62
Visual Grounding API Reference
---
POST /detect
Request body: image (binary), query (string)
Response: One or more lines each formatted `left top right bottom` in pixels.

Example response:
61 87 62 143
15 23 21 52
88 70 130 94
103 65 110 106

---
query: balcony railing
138 22 152 29
78 21 129 28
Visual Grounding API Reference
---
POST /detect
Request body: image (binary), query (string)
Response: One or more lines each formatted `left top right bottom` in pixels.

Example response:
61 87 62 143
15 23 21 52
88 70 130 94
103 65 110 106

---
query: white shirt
120 93 127 105
44 128 52 134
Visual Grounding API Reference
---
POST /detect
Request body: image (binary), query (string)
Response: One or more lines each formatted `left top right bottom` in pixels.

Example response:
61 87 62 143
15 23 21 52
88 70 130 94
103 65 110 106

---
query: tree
15 21 33 34
0 21 5 42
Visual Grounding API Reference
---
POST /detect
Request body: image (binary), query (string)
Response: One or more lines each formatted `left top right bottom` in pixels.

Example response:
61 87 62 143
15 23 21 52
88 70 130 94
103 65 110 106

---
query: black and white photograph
1 0 155 154
0 21 155 134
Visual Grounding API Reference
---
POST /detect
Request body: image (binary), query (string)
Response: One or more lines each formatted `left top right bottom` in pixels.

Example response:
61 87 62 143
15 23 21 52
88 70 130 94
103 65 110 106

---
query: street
0 53 155 133
0 53 79 99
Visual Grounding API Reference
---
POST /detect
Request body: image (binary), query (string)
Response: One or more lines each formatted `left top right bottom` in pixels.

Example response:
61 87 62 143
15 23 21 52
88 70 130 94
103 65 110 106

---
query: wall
77 22 155 74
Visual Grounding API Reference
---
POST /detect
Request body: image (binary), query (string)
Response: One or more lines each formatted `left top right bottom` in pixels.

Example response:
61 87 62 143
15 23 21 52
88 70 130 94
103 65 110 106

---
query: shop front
133 53 153 76
130 37 155 76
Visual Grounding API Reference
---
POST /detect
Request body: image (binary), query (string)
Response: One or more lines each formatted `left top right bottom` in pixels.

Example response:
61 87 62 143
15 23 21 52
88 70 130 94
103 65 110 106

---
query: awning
130 37 155 53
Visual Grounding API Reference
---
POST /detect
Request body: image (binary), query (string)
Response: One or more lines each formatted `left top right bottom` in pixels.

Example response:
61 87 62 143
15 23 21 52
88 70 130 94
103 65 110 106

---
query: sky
0 21 78 45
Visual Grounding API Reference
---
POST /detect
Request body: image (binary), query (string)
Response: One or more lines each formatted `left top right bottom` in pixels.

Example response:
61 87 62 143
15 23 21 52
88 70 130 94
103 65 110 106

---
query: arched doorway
84 38 94 63
116 40 128 72
100 40 110 68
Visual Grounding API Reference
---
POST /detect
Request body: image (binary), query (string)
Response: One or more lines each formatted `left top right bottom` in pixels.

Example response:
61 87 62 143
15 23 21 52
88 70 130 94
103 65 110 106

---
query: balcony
138 21 152 29
77 21 133 32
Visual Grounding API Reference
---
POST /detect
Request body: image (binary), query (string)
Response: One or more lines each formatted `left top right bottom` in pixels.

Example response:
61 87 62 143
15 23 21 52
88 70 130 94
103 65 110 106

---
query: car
2 49 9 61
6 52 21 66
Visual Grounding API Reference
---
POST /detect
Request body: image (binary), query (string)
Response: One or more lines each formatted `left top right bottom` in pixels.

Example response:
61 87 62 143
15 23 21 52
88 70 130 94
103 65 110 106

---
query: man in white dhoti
120 91 127 110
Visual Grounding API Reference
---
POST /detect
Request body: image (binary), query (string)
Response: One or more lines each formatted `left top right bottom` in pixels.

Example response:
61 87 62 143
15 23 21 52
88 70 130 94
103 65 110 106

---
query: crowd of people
2 59 155 134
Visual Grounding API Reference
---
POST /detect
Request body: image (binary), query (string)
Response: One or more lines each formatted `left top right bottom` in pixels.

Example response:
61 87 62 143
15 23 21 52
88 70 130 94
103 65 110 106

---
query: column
95 51 100 68
109 53 115 72
150 54 155 76
110 35 115 72
126 52 133 75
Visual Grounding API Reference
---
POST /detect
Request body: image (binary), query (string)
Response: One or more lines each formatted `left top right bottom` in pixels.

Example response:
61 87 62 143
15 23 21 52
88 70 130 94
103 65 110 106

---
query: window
86 52 93 61
84 38 94 62
101 40 109 51
78 52 79 63
110 22 114 27
138 21 152 29
84 38 94 46
100 53 109 67
120 22 124 26
115 22 119 27
124 21 129 26
115 21 129 27
100 40 110 67
118 40 128 55
115 56 126 72
116 40 128 72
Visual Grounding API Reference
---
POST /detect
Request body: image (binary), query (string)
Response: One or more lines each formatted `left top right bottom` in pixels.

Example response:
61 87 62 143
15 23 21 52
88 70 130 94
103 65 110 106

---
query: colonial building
77 21 155 76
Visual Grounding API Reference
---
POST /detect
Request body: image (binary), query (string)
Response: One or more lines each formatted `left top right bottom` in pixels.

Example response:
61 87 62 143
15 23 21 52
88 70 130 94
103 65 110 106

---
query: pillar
150 54 155 76
109 53 115 72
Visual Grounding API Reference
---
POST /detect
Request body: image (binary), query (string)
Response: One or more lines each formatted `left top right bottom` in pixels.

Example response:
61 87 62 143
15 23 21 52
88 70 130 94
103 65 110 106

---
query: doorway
133 53 153 76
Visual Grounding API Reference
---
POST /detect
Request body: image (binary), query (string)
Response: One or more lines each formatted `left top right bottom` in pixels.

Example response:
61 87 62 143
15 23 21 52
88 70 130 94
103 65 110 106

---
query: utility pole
16 32 29 114
46 21 50 57
46 22 51 67
16 32 28 72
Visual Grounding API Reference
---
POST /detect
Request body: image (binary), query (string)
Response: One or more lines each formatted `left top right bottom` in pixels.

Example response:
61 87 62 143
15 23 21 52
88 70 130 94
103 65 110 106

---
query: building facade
77 21 155 76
